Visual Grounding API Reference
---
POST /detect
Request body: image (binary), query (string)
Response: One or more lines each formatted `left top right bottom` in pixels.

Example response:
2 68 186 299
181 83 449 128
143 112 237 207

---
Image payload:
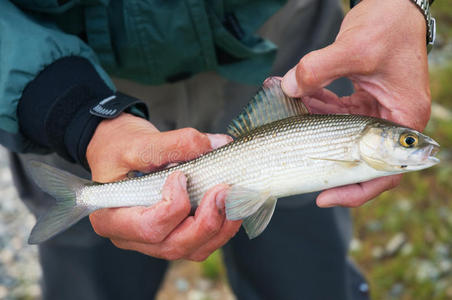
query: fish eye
399 133 418 148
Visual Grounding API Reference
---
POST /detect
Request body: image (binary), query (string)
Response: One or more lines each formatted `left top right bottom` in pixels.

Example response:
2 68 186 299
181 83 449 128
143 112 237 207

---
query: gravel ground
0 147 234 300
0 147 41 300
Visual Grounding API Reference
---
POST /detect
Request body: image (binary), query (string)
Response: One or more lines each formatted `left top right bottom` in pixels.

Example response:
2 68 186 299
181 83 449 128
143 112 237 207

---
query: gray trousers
10 1 370 299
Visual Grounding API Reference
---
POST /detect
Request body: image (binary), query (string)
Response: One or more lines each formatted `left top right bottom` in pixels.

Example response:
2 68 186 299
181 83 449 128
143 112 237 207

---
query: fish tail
26 161 93 244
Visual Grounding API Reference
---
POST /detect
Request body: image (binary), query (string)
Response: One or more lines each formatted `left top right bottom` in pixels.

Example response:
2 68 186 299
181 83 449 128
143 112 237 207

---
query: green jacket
0 0 285 153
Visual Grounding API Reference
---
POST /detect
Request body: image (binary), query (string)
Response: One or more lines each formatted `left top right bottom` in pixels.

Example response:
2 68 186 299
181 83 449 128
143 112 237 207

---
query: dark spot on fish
401 165 407 168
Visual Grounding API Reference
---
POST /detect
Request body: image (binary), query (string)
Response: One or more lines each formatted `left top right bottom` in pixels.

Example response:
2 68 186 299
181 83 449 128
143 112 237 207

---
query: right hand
86 113 242 261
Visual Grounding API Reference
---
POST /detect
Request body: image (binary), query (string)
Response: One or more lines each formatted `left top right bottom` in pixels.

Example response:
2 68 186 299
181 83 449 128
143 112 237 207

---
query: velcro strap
90 92 148 119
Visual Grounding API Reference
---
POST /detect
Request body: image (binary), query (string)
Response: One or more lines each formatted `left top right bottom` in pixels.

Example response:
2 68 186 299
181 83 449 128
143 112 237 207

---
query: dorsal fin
227 77 308 138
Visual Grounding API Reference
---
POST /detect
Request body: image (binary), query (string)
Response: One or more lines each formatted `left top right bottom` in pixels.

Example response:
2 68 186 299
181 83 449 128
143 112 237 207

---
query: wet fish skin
26 78 440 243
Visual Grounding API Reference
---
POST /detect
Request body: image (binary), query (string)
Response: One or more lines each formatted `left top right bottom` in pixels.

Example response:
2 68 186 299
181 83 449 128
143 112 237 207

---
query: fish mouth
426 144 440 165
403 141 440 171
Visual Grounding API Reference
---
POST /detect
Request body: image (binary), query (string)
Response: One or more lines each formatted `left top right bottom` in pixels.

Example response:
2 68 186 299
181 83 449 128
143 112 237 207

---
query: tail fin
26 161 93 244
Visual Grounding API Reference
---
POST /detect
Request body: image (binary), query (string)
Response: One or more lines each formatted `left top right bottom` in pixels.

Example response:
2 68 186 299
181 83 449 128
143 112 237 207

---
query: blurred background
0 2 451 300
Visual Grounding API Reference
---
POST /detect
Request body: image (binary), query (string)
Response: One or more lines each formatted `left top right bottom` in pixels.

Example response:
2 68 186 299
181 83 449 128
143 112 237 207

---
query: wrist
18 57 148 169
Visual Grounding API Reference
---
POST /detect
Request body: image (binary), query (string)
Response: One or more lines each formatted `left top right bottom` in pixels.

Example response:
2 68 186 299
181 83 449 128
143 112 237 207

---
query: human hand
281 0 431 207
86 113 241 261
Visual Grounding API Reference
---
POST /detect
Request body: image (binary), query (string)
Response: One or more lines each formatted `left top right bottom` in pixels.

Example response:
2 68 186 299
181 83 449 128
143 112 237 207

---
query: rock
366 220 382 233
396 199 412 212
175 277 189 292
188 290 207 300
401 243 413 256
431 103 452 121
372 246 384 259
0 249 13 264
0 285 7 298
416 260 440 282
439 260 452 274
385 233 406 257
350 238 361 252
197 278 213 291
358 283 369 293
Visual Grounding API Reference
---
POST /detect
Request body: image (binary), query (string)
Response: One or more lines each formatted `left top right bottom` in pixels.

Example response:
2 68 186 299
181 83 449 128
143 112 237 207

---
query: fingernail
281 68 301 97
263 76 283 88
178 173 187 190
207 134 232 149
215 190 227 211
316 197 336 208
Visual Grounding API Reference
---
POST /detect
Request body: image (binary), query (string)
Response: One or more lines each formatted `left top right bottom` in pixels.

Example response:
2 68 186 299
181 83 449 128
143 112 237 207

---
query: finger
127 129 232 172
109 185 229 260
282 41 377 97
316 175 402 208
186 197 242 262
90 171 191 243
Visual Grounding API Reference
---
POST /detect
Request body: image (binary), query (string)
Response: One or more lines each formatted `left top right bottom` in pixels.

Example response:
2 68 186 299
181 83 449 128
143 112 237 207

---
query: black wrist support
18 56 148 168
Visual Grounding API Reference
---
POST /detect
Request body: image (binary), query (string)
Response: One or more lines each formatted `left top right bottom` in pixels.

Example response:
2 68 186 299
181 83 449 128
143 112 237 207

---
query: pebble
0 285 7 298
401 243 413 256
372 246 384 259
0 249 13 265
366 220 382 233
350 238 361 252
188 290 207 300
196 278 213 291
431 103 452 121
175 277 190 292
416 260 440 282
396 199 412 212
385 233 406 257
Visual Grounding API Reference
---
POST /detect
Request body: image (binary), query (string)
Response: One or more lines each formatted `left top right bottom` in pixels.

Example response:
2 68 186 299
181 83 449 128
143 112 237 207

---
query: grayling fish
27 78 440 244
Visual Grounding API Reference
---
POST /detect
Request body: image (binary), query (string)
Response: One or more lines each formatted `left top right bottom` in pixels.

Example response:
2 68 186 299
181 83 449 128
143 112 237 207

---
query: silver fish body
81 114 387 209
27 78 440 243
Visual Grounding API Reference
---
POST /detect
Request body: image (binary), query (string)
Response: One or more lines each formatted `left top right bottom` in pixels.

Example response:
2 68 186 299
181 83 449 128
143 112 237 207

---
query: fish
26 77 440 244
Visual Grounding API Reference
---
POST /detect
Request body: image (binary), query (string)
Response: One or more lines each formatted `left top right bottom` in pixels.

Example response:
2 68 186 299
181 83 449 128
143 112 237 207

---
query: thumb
282 42 360 97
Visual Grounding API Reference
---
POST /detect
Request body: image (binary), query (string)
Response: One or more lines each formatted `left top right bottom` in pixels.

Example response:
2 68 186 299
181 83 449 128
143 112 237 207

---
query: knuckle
297 57 318 87
180 128 202 143
176 128 209 155
170 195 191 216
139 229 164 244
122 146 139 166
137 218 166 244
200 220 221 237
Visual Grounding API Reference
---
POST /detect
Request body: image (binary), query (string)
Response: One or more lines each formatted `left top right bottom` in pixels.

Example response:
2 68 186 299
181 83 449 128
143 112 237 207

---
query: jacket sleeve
0 1 147 168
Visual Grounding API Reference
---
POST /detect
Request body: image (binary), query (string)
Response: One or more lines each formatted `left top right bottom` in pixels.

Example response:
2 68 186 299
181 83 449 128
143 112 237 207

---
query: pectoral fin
243 196 277 239
309 157 360 168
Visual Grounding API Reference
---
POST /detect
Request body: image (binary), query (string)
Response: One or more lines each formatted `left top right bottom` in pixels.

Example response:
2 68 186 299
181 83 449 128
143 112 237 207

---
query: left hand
281 0 431 207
